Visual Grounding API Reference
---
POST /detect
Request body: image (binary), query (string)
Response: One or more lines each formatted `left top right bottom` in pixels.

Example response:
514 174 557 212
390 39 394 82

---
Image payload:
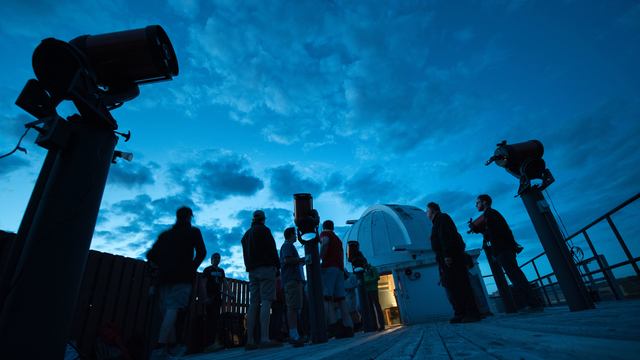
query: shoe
274 335 288 343
244 343 259 351
353 322 362 332
150 348 173 360
378 326 385 331
462 315 481 323
327 321 342 339
289 337 306 348
479 313 487 319
335 326 355 339
520 306 544 314
168 344 187 357
259 339 284 350
203 343 223 353
449 316 464 324
485 311 494 316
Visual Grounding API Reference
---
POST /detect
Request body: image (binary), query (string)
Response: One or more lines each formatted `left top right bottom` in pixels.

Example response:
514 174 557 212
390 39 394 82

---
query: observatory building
342 204 490 324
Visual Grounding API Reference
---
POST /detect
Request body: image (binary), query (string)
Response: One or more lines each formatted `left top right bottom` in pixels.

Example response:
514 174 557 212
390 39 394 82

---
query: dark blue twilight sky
1 0 639 285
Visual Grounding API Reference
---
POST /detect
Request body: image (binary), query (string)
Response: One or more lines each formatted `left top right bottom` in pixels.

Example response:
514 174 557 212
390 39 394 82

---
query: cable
0 128 30 159
545 188 571 241
544 188 588 279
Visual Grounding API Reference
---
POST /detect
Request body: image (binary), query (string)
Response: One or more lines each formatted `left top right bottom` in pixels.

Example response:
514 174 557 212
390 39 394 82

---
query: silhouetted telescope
485 140 545 180
0 25 180 359
293 193 320 241
31 25 178 106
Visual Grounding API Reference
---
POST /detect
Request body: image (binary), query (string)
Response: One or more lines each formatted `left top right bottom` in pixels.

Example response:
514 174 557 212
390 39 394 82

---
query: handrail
565 191 640 241
483 190 640 307
518 252 547 268
577 256 640 278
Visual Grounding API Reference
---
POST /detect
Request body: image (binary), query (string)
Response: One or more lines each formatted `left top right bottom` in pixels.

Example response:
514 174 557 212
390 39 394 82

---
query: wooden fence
0 231 250 357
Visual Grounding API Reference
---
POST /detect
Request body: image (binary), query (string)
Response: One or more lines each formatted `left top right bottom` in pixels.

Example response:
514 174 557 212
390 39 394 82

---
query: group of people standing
428 194 543 324
146 207 385 359
241 212 384 351
146 193 542 358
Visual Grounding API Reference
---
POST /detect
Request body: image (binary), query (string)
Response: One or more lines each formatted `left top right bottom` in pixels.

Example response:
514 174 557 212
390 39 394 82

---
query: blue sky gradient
1 0 639 285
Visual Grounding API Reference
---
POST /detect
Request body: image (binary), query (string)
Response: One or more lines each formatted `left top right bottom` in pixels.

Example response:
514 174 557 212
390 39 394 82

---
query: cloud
267 164 324 202
105 194 199 230
340 165 404 207
167 0 199 19
233 207 294 237
166 150 264 202
618 2 640 29
547 99 640 173
181 1 503 154
0 0 130 39
92 194 202 256
1 114 39 141
417 189 477 216
106 161 158 189
0 154 30 176
453 27 474 42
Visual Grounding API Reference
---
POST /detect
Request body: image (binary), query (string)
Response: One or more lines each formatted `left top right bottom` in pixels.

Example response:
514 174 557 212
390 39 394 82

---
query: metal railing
486 191 640 308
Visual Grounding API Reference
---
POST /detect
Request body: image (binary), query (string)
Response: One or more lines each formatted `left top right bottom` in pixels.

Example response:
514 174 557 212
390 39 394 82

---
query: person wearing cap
147 206 206 359
241 210 283 350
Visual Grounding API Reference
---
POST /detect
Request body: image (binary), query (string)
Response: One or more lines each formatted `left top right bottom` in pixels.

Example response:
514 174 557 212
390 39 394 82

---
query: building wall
342 205 486 324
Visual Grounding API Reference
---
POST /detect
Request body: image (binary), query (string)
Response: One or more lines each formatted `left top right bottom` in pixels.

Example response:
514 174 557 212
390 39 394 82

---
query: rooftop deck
182 299 640 360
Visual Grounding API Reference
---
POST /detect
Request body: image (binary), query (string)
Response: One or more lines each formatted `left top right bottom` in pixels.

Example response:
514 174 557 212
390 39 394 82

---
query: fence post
598 255 626 300
606 216 640 277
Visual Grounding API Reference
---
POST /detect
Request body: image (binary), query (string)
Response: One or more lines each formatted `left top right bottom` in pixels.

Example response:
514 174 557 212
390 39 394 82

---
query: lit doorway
378 274 402 326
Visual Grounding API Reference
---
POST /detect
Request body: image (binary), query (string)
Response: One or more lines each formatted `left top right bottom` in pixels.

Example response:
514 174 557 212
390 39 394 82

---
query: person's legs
285 280 303 340
338 300 354 327
259 300 272 343
346 291 359 326
469 273 491 314
496 250 542 308
247 271 261 345
445 256 481 320
158 308 178 344
157 283 191 346
203 301 224 352
257 266 277 343
246 300 260 345
369 291 384 329
322 267 338 324
367 291 379 329
329 268 348 327
287 308 299 336
270 301 285 340
349 311 360 329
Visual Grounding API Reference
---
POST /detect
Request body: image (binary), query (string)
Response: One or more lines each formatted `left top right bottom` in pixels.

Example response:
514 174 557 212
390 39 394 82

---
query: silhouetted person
270 275 287 343
241 210 283 350
427 202 482 324
147 206 206 359
280 227 307 347
320 220 354 339
344 270 361 331
202 253 235 353
364 260 385 331
476 194 543 312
